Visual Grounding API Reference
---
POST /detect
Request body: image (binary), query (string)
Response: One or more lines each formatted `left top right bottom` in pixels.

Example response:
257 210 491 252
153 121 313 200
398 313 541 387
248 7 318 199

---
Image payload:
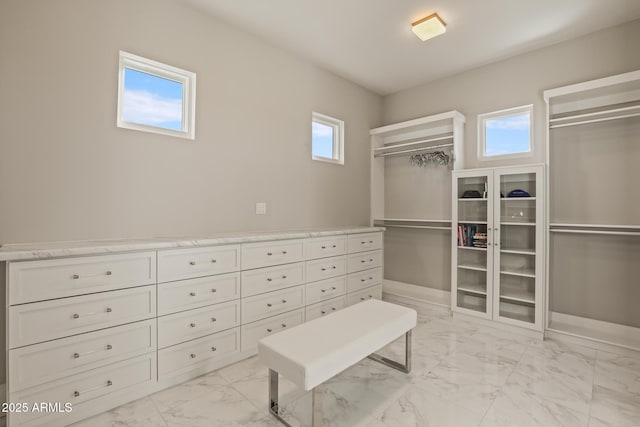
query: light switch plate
255 202 267 215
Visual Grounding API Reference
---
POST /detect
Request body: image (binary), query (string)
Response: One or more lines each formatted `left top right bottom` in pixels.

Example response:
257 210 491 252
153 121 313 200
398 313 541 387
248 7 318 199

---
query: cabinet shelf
458 246 487 252
458 221 488 225
500 248 535 255
458 264 487 272
501 197 536 201
501 222 536 226
458 198 487 202
457 283 487 296
500 269 535 278
500 289 535 305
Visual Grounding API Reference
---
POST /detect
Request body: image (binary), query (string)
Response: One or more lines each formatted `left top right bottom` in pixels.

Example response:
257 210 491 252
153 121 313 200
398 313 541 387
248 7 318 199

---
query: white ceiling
184 0 640 95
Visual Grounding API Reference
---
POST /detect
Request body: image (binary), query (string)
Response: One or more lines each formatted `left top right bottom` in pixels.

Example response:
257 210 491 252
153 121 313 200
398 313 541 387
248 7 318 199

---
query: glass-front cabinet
452 165 544 331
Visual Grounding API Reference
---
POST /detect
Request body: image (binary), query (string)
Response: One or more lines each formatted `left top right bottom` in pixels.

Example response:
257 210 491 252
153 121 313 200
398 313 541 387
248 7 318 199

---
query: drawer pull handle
211 259 217 263
267 328 273 332
321 289 326 293
332 286 336 290
332 245 337 248
72 307 111 319
74 380 112 397
267 252 273 256
282 251 287 255
190 323 196 328
282 275 287 279
72 344 113 360
211 288 217 293
321 267 326 271
332 307 336 311
267 278 273 282
267 303 273 307
189 261 196 266
321 245 326 249
361 297 366 301
332 266 336 269
190 292 196 297
321 310 326 314
211 346 217 352
282 299 287 304
190 353 197 359
211 317 217 322
71 271 112 280
281 324 287 328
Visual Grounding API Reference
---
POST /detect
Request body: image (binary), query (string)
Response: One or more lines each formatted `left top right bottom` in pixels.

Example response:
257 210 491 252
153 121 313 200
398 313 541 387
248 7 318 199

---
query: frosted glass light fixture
411 13 446 41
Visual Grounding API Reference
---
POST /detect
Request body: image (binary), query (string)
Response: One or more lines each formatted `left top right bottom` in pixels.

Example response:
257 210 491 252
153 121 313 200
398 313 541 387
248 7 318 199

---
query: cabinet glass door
493 168 542 327
453 173 493 317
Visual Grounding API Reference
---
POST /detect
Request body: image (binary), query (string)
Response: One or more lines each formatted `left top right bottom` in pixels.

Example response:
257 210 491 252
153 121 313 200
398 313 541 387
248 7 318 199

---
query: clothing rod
375 224 451 230
374 135 453 153
549 104 640 123
549 229 640 237
549 111 640 129
550 223 640 230
374 143 454 158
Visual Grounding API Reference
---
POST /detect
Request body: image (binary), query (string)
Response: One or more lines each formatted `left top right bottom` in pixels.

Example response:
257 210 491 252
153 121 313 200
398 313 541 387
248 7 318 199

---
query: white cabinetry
452 165 544 333
2 228 383 426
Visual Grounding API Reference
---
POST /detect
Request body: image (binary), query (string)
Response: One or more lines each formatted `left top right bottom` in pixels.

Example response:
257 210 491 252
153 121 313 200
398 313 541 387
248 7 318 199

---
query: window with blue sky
480 106 532 158
122 68 183 131
311 112 344 164
117 51 196 139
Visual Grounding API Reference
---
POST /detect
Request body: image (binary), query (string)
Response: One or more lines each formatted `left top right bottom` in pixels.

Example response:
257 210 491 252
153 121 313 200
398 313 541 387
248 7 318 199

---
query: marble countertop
0 226 385 262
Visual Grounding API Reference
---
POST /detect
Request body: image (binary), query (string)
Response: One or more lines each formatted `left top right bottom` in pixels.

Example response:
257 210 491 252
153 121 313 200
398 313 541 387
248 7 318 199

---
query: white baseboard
547 312 640 355
453 312 544 340
382 280 451 308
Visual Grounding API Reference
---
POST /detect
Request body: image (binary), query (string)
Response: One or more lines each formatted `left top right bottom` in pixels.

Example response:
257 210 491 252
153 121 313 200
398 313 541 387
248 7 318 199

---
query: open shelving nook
451 165 545 334
544 69 640 352
371 111 465 305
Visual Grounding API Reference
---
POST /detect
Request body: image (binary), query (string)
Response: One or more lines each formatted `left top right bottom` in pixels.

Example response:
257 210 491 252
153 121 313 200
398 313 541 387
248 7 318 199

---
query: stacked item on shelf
456 225 487 248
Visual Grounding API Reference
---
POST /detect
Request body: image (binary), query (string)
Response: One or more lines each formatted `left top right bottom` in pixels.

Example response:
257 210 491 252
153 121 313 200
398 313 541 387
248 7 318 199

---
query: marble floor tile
480 383 589 427
589 385 640 427
150 371 228 413
71 397 166 427
375 385 485 427
594 350 640 395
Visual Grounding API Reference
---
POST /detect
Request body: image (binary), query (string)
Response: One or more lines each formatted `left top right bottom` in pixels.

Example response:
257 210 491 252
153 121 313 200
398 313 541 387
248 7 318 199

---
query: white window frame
478 104 533 161
312 112 344 165
117 51 196 140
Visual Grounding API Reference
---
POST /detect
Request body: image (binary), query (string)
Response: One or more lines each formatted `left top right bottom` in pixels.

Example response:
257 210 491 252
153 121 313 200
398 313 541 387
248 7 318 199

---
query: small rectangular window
117 51 196 139
312 112 344 164
478 105 532 160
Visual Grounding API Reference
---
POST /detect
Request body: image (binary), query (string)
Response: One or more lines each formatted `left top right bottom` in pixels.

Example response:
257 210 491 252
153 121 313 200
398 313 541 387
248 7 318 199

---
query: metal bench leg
368 329 412 373
311 385 323 427
269 369 292 426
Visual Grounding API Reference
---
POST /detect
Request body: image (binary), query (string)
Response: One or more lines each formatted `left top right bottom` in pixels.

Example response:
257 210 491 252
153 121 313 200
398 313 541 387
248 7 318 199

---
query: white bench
258 299 417 426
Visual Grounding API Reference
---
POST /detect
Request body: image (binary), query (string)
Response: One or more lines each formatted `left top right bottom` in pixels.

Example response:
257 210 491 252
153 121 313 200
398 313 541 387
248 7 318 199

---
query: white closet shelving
544 69 640 352
451 165 545 334
370 111 465 304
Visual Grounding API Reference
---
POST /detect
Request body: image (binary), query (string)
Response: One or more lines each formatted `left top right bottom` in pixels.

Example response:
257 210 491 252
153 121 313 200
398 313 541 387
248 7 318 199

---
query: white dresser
0 227 383 426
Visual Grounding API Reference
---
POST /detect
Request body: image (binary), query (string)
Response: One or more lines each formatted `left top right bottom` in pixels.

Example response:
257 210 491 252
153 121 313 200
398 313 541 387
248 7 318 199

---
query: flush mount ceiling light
411 13 446 41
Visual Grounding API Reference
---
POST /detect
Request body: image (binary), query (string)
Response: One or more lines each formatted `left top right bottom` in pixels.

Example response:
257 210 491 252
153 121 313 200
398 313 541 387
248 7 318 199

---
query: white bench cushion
258 299 417 391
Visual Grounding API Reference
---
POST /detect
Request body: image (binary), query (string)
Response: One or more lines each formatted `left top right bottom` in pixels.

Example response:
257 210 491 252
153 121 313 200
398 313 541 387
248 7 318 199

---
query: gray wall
0 0 382 244
381 19 640 294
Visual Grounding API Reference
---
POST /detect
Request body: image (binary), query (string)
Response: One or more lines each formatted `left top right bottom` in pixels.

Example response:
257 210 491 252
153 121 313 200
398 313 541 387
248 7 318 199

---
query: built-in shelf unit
451 165 545 334
371 111 465 305
544 69 640 352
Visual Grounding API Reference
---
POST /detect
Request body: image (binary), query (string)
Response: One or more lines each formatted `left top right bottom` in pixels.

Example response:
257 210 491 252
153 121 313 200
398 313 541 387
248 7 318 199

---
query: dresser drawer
10 353 155 426
241 309 304 353
158 300 240 348
241 285 305 324
157 272 240 316
241 239 305 270
347 284 383 306
347 232 383 253
9 285 156 349
157 245 240 283
305 276 347 305
347 250 383 273
241 262 305 297
158 327 240 380
305 296 347 322
8 252 156 305
347 267 383 293
305 236 347 260
305 255 347 283
9 319 156 392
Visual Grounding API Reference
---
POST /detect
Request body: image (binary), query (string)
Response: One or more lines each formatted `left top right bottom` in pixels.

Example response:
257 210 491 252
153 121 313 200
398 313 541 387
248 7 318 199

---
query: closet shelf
500 248 535 255
549 103 640 129
457 264 487 272
375 218 452 223
378 224 451 231
457 246 487 252
501 197 536 201
373 141 453 158
457 283 487 296
500 290 535 305
549 223 640 230
500 269 535 278
458 198 487 202
459 220 488 225
501 222 536 226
